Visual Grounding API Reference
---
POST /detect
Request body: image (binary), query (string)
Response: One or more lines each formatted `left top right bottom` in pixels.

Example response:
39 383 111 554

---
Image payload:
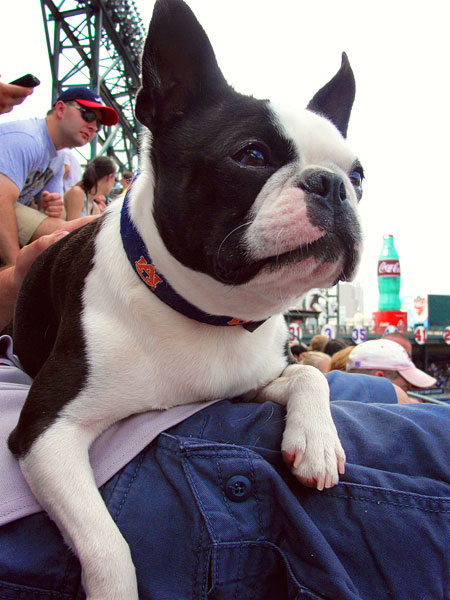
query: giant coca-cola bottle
377 234 401 310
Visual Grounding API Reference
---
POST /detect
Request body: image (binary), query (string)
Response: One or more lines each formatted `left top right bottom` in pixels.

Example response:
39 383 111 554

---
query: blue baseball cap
56 87 119 126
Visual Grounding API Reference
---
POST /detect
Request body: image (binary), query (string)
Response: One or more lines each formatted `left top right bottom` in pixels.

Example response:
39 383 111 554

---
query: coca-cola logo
378 260 400 276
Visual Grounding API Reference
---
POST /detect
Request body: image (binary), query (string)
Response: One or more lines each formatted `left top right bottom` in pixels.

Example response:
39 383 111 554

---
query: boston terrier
9 0 363 596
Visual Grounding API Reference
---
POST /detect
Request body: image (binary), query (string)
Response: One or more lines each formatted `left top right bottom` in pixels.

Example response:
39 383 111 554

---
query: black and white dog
9 0 363 596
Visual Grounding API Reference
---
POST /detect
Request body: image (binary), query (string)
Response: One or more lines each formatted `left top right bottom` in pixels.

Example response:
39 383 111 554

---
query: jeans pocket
207 541 323 600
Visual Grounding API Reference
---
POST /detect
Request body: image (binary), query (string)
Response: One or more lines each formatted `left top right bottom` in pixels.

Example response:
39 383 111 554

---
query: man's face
59 101 102 147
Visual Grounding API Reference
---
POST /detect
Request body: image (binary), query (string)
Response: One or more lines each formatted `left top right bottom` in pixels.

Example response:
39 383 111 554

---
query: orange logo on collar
135 256 163 290
227 318 249 326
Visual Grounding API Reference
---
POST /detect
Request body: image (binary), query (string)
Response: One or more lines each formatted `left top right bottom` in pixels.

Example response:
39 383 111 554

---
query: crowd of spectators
293 331 439 402
428 361 450 392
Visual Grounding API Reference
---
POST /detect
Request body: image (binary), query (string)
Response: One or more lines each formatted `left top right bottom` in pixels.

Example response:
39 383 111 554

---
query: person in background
308 334 328 352
108 168 134 202
93 194 108 214
120 169 133 195
428 361 450 391
0 77 34 115
289 342 308 362
62 149 82 192
382 331 412 358
346 338 436 393
0 86 118 265
327 345 354 372
64 156 117 220
299 350 331 373
323 337 349 357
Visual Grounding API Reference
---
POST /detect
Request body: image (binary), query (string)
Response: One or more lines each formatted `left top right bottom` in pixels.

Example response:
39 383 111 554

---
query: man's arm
38 154 66 219
0 173 21 265
0 233 66 330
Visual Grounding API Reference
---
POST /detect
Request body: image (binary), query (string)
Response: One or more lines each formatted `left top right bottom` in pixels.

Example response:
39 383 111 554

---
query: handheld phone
9 74 41 88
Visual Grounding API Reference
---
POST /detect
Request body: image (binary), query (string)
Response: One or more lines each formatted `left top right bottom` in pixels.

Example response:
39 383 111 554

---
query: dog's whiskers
274 228 287 304
216 221 252 264
274 228 284 269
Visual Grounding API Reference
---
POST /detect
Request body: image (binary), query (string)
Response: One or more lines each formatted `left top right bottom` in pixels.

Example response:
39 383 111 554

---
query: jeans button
225 475 251 502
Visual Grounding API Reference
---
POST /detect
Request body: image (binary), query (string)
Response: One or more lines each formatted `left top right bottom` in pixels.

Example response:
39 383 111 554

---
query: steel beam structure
40 0 146 170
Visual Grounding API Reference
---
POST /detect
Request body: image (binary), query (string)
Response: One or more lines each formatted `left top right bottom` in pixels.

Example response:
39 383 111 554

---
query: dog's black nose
299 170 347 205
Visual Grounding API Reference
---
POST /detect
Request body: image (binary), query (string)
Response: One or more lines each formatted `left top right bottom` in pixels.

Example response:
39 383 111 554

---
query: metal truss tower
40 0 146 170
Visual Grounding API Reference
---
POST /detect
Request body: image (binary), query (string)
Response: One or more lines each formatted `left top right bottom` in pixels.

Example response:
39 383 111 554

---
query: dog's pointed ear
306 53 355 138
135 0 228 130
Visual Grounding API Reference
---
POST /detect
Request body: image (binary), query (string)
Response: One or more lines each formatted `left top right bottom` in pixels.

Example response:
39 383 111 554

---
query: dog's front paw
281 422 345 490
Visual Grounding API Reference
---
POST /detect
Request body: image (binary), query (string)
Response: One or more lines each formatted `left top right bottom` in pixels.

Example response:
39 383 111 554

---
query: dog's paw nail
316 475 325 491
338 456 346 475
293 451 304 469
282 448 304 469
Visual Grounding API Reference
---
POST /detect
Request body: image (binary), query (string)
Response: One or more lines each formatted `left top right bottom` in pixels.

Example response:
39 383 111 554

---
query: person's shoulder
0 117 44 138
64 184 84 199
65 183 83 193
326 370 397 404
0 119 46 152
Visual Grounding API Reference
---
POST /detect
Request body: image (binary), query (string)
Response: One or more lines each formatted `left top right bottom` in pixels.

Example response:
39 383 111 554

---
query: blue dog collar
120 186 264 332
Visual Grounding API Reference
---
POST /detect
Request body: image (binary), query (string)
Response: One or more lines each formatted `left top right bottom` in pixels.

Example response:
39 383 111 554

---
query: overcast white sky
2 0 449 316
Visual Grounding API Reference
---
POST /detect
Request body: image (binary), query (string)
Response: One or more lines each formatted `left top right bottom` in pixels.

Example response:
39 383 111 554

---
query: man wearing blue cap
0 87 119 266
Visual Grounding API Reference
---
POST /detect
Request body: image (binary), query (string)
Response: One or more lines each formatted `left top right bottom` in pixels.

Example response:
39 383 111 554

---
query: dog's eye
350 171 362 187
349 168 364 200
233 144 269 168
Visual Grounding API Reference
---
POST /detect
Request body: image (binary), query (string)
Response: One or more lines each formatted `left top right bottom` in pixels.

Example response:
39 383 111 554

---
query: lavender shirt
0 336 218 526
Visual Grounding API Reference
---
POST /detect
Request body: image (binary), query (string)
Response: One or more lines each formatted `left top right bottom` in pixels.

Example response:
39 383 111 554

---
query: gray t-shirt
0 118 65 205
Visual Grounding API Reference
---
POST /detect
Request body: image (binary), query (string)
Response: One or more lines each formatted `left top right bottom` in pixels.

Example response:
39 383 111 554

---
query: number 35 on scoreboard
352 327 367 345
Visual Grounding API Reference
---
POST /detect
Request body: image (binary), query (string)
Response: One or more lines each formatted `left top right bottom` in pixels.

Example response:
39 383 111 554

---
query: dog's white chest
78 250 287 424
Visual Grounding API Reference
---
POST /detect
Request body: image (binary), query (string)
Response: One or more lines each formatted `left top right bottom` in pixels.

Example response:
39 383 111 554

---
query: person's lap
13 202 47 246
0 399 448 600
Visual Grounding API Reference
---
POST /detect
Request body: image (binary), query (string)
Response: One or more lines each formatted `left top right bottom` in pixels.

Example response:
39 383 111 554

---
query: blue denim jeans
0 399 448 599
